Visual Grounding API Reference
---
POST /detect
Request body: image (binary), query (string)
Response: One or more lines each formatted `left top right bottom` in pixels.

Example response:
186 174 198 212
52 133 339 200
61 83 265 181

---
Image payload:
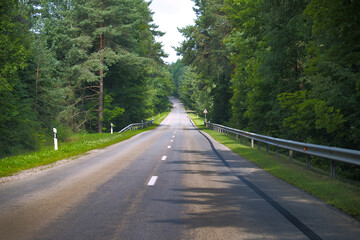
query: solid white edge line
162 156 167 161
147 176 158 186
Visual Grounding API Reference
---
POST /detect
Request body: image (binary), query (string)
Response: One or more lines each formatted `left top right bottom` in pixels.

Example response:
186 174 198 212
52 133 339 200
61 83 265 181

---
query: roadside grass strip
188 113 360 221
0 111 170 178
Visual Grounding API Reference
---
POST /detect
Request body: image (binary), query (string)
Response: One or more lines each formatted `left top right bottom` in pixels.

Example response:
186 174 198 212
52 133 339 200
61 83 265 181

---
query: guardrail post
240 135 243 144
266 144 269 154
245 137 247 146
251 139 254 148
289 150 293 163
236 134 238 141
258 142 260 150
276 147 279 158
331 161 336 178
307 155 311 170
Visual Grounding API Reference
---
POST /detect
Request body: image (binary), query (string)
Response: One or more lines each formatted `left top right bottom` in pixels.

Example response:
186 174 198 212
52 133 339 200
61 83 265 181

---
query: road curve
0 97 359 240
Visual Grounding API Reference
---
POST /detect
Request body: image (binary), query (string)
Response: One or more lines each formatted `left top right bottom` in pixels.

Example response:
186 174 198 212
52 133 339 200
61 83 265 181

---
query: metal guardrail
118 120 154 133
205 122 360 178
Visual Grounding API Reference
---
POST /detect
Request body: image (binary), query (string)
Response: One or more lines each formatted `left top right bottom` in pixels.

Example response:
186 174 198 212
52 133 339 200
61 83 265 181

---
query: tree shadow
152 146 323 239
149 181 306 239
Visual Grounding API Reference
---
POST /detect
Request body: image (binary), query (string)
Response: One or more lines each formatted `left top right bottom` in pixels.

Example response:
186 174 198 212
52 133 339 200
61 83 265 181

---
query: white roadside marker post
111 123 113 134
53 128 58 150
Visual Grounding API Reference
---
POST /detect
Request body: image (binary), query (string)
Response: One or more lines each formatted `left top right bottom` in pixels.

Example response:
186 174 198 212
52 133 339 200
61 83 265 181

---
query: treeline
173 0 360 151
0 0 172 157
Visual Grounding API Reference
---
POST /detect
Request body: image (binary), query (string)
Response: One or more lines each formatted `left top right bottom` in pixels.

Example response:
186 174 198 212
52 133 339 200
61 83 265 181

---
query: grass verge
0 111 170 178
188 113 360 221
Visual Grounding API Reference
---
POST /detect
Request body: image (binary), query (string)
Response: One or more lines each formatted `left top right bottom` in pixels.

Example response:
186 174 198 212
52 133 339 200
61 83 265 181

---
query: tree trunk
98 18 103 133
98 0 104 133
35 54 40 113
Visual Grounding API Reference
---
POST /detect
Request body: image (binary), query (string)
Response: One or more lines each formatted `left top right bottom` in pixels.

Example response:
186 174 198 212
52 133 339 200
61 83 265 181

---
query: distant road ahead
0 97 359 239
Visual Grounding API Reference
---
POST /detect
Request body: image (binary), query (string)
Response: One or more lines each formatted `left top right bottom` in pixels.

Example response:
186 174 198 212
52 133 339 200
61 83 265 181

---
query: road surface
0 97 359 239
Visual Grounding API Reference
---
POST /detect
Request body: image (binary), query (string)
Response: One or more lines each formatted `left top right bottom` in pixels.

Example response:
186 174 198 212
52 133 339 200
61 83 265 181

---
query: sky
149 0 196 63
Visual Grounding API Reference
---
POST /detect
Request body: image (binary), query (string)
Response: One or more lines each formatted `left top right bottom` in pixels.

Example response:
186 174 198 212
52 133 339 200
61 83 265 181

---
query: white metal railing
205 122 360 178
118 120 154 133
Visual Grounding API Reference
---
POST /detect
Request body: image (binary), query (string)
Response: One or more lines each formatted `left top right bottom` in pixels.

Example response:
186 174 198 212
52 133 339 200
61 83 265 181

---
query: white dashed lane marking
147 176 158 186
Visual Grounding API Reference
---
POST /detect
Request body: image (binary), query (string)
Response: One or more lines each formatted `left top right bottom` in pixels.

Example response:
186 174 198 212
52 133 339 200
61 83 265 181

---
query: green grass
147 110 170 125
188 113 360 221
0 110 170 178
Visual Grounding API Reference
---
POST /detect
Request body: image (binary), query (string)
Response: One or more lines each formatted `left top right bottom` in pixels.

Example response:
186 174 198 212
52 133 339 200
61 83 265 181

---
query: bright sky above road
149 0 196 64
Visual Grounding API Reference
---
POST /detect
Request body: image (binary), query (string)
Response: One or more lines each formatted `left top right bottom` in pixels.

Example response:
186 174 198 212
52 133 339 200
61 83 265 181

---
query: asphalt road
0 97 359 240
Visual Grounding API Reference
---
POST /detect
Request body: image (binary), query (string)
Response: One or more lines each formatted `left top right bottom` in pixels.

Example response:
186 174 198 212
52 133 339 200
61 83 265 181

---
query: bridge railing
118 120 154 133
205 122 360 178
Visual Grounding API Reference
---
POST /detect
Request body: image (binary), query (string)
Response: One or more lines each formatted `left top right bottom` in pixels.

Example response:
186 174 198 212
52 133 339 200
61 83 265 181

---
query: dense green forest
0 0 172 157
173 0 360 151
1 0 359 175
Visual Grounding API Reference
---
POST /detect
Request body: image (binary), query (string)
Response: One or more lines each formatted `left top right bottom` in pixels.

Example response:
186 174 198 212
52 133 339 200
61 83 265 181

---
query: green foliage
1 0 359 181
102 94 125 131
215 0 360 150
303 0 360 149
278 90 344 143
0 0 171 157
145 65 173 116
169 60 211 114
178 0 360 180
0 0 29 91
0 0 36 157
223 0 312 135
177 0 234 123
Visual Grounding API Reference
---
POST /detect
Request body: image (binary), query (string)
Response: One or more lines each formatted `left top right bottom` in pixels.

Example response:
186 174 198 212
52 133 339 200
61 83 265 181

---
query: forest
1 0 359 178
173 0 360 152
0 0 173 157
